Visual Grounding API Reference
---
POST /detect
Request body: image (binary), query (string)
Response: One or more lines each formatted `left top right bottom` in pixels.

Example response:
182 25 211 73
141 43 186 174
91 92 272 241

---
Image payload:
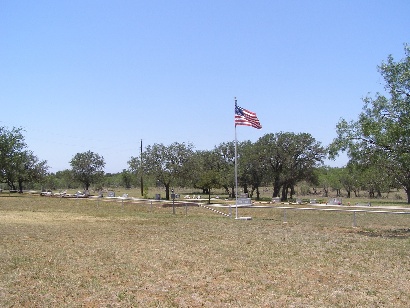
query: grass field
1 194 409 307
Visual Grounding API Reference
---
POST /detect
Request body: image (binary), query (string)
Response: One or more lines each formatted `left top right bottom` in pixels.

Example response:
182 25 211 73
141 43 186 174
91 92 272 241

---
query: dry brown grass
1 195 409 307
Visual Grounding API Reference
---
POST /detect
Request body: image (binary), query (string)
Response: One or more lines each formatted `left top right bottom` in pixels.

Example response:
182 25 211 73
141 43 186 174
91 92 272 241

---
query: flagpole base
235 216 252 220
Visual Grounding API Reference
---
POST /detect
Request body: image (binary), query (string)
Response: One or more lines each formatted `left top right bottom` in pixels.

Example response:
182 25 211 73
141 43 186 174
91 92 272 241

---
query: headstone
237 197 252 205
328 198 342 205
108 191 115 197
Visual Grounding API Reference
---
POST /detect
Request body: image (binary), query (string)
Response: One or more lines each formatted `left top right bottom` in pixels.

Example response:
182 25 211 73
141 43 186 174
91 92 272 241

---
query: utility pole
140 139 144 196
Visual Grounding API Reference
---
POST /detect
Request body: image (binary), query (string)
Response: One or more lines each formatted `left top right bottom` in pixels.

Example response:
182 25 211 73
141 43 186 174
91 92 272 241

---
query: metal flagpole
234 97 239 219
140 139 143 196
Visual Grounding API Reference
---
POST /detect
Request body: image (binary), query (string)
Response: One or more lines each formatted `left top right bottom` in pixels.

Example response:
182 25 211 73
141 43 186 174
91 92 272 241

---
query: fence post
352 211 357 227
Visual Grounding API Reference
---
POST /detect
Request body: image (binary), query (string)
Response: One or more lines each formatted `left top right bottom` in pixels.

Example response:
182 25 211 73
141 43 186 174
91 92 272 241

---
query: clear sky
1 0 409 173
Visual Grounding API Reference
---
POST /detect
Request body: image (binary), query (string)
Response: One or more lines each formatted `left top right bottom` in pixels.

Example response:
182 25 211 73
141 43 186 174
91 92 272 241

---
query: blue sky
1 0 409 173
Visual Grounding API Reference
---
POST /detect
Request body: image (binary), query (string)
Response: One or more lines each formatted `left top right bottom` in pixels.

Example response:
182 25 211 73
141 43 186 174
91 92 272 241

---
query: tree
360 164 393 198
238 140 265 200
330 44 410 203
278 132 325 200
0 126 48 191
256 133 284 198
316 166 332 197
190 150 221 203
214 142 236 198
338 163 361 198
70 151 105 191
141 142 194 200
257 132 325 200
14 151 48 192
121 169 133 189
53 169 78 189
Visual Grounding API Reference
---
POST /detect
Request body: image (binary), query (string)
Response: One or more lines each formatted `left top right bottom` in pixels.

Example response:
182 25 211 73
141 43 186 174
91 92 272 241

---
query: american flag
235 103 262 129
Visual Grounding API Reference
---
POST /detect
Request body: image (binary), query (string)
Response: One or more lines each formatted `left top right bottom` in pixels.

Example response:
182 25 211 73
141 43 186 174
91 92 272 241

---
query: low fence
88 196 410 228
269 204 410 227
196 202 410 228
11 192 410 229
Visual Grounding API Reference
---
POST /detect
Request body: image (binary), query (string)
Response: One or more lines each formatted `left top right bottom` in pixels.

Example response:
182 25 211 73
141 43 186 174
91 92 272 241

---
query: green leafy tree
256 133 284 198
238 140 265 200
357 163 393 198
278 132 325 200
53 169 79 189
190 150 221 203
101 173 122 189
0 126 48 191
142 142 194 200
316 166 334 197
339 163 363 198
14 151 48 192
317 167 346 197
257 132 325 200
214 142 236 197
121 169 133 189
69 151 105 191
330 44 410 203
128 155 152 195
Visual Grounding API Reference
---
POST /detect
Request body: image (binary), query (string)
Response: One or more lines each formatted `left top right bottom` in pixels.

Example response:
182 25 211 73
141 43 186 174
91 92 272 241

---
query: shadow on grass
356 228 410 239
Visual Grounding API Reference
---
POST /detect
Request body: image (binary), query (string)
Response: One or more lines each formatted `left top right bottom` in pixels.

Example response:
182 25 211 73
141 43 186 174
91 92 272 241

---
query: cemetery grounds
0 190 409 307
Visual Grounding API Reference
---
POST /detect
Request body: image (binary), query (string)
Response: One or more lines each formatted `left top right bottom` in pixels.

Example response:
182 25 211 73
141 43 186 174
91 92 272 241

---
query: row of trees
127 133 326 201
0 131 106 193
0 125 327 201
0 129 405 202
16 136 400 203
2 44 410 202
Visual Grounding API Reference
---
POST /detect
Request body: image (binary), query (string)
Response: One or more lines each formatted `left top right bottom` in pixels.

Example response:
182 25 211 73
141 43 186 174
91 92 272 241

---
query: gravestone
237 197 252 205
328 198 342 205
108 191 115 197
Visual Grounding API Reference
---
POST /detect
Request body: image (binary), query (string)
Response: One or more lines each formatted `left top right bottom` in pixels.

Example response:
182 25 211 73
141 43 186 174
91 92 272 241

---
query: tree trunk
165 183 170 200
249 188 254 198
369 188 374 198
289 185 295 199
272 177 280 197
406 187 410 204
281 184 288 201
18 179 24 193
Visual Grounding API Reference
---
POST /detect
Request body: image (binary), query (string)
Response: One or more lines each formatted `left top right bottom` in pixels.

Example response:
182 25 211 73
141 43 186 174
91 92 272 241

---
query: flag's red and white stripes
235 103 262 129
